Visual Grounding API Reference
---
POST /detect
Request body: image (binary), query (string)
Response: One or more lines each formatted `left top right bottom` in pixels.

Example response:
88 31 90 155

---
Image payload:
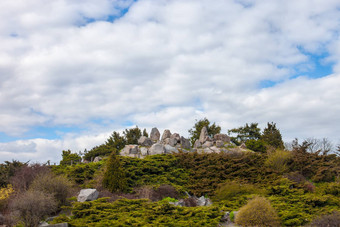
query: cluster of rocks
170 194 212 207
120 127 191 158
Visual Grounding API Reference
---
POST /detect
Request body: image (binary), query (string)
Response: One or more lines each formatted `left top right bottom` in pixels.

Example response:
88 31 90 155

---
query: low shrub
213 180 263 201
265 150 291 173
245 139 267 153
308 211 340 227
235 196 280 227
29 172 74 207
10 190 57 227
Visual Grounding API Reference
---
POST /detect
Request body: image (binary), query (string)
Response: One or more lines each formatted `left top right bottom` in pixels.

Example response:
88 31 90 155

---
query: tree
102 151 128 193
60 150 81 165
261 122 284 149
228 123 261 145
105 131 126 151
188 118 221 146
142 128 149 137
123 126 142 144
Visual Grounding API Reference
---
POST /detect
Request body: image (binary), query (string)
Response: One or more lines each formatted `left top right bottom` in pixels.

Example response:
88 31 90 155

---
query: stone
203 148 214 153
164 144 179 154
199 127 209 144
169 199 185 207
180 136 191 149
240 143 247 149
120 145 140 155
210 146 220 153
140 147 149 156
93 156 102 163
196 196 212 206
77 189 99 202
149 143 166 155
170 133 180 143
169 137 178 147
163 138 170 145
202 141 213 148
213 133 231 143
215 140 224 148
193 140 201 148
161 129 171 142
138 136 153 147
150 127 160 142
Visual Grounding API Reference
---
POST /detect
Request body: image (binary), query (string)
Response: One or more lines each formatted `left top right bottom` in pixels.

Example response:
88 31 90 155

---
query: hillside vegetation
0 119 339 226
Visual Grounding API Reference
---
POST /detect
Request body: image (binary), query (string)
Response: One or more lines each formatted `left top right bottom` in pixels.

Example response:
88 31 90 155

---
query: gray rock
149 143 166 155
169 137 178 147
77 189 99 202
93 156 102 163
150 128 160 142
163 138 170 145
140 147 149 156
199 127 209 144
240 143 247 149
202 141 213 148
161 129 172 142
164 144 179 154
138 136 153 147
196 196 212 206
215 140 224 148
210 146 220 153
203 147 214 153
194 140 201 148
169 199 185 207
180 136 191 149
170 133 180 143
120 145 139 155
214 133 231 143
39 222 49 227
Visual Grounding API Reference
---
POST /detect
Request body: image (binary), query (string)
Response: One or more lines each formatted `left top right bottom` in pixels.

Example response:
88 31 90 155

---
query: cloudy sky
1 0 340 163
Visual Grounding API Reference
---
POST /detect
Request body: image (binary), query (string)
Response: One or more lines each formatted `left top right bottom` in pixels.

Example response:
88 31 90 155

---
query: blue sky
1 0 340 163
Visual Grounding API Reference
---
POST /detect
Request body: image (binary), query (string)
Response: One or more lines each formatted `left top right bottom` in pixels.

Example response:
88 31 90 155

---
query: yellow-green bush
0 184 14 210
235 196 280 227
265 150 291 173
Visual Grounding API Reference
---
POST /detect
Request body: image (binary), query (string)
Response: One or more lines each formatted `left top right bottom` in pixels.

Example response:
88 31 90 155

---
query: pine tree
102 151 128 193
262 122 284 149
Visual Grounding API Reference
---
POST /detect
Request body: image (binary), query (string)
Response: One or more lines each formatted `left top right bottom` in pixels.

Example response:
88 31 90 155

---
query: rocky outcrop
149 143 166 155
138 136 153 147
180 136 191 149
161 129 171 142
121 145 140 156
199 127 209 144
150 128 160 142
93 156 102 163
77 189 99 202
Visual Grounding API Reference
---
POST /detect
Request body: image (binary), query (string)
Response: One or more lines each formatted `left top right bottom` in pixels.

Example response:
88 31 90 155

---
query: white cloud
1 0 340 162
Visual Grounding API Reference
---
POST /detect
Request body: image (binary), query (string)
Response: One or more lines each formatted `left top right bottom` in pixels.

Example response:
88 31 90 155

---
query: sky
1 0 340 163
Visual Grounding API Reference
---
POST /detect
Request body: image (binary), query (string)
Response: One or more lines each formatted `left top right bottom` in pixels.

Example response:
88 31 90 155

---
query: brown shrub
235 196 280 227
10 164 49 192
309 211 340 227
29 172 74 207
10 190 57 227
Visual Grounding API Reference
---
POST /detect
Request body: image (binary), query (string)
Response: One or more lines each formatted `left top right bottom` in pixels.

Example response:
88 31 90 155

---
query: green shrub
266 150 291 173
30 172 74 207
235 196 280 227
102 152 128 193
245 139 267 153
213 180 263 201
60 150 81 165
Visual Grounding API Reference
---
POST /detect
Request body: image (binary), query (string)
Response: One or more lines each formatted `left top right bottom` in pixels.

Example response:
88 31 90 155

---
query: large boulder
196 196 212 206
180 136 191 149
150 128 160 142
214 133 230 143
164 144 179 154
140 147 149 156
138 136 153 147
194 140 201 148
202 141 213 148
169 137 177 147
215 140 224 148
120 145 140 155
93 156 102 163
149 143 166 155
161 129 172 142
199 127 209 144
77 189 99 202
170 133 180 143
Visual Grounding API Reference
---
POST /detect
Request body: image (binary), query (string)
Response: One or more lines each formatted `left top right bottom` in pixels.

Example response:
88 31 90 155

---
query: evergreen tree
261 122 284 149
106 131 126 151
60 150 81 165
102 151 128 193
142 128 149 137
123 126 142 144
228 123 261 145
188 118 221 146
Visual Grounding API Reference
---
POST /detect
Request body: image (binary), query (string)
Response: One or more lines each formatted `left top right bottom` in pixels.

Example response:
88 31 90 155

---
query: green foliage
213 181 264 201
245 139 267 153
262 122 284 149
265 149 292 173
0 160 24 187
53 198 223 226
162 197 178 203
105 131 126 151
188 118 221 146
142 128 149 137
102 152 128 193
83 144 114 161
124 126 142 145
60 150 81 166
228 122 261 145
235 196 280 227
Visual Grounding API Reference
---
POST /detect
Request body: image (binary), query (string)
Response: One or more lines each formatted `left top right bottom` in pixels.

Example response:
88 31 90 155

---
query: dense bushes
235 196 280 226
52 198 224 226
266 149 292 173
